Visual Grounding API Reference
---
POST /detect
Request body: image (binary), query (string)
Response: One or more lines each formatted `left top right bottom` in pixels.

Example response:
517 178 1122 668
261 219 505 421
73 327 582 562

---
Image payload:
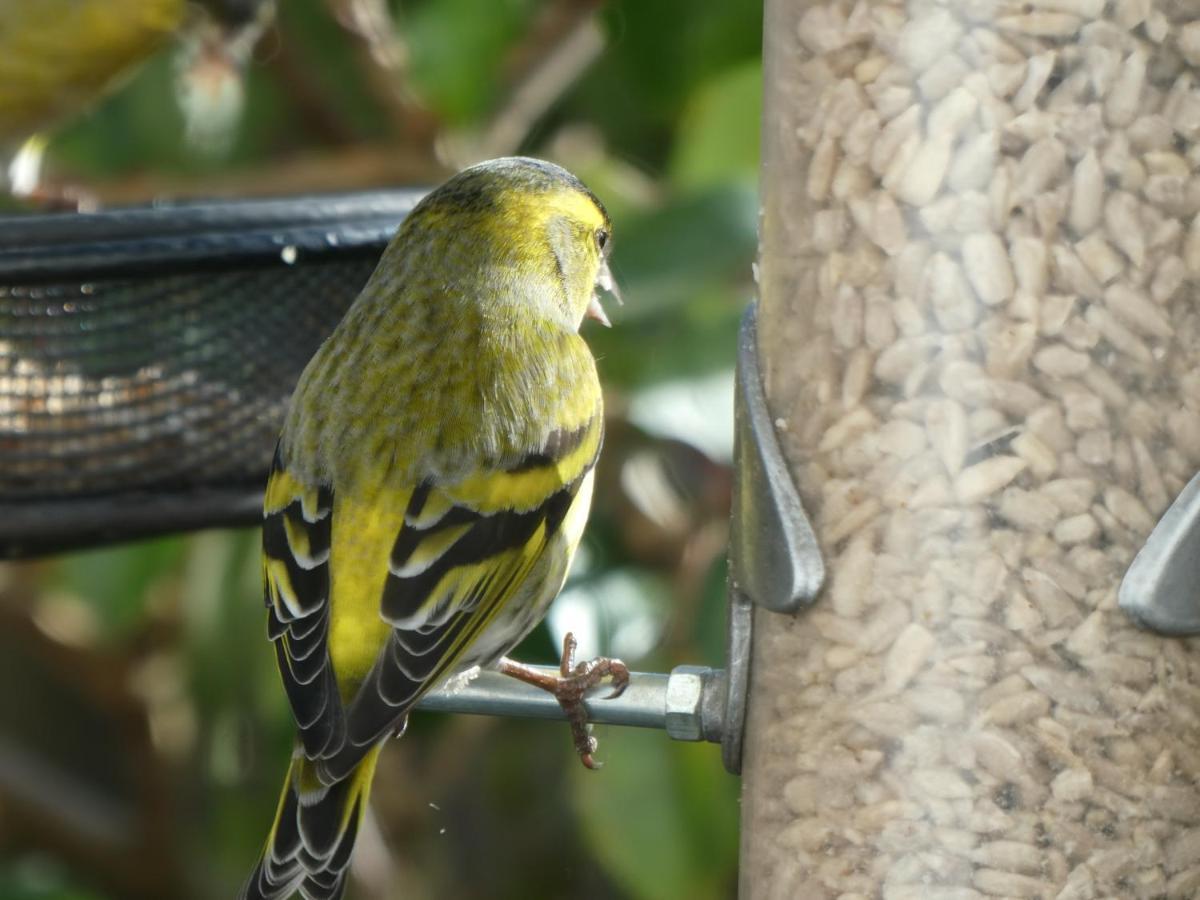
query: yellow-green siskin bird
0 0 273 195
242 157 621 900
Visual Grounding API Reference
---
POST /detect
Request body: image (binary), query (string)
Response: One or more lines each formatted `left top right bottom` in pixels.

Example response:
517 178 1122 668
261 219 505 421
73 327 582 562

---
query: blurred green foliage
405 0 541 124
50 539 187 645
2 0 760 897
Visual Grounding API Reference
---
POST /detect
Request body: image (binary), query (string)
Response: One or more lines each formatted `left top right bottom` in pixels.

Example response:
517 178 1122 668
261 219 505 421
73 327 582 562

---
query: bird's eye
596 228 609 251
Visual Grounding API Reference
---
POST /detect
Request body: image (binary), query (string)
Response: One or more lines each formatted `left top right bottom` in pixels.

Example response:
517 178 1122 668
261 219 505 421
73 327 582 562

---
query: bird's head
403 157 619 333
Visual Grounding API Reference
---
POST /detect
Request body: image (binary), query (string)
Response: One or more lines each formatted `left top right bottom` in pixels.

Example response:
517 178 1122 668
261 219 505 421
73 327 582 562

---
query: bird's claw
499 632 628 770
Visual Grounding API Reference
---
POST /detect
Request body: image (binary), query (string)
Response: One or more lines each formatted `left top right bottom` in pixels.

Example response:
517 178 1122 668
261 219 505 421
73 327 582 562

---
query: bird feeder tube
739 0 1200 896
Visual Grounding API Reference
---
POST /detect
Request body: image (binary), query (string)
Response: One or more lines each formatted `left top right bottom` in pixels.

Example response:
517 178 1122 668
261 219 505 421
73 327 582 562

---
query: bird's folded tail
240 745 381 900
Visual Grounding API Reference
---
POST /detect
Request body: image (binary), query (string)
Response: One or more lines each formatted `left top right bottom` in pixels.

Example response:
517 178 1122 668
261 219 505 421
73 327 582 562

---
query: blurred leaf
695 557 730 668
572 731 737 900
53 55 186 177
50 537 185 643
673 735 740 886
587 183 755 387
670 60 762 191
626 371 735 463
176 531 294 895
181 530 272 711
548 567 670 663
0 857 107 900
274 0 392 145
609 183 757 317
558 0 762 168
593 285 745 387
404 0 538 125
600 0 762 112
53 0 378 180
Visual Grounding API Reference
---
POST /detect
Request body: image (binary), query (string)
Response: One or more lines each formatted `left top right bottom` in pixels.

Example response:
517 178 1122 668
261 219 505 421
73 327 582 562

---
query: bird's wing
261 443 345 761
322 416 603 780
263 413 602 778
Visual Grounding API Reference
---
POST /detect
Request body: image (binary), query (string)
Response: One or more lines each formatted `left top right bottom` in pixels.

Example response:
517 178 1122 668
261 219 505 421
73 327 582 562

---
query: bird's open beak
586 296 611 327
587 259 621 327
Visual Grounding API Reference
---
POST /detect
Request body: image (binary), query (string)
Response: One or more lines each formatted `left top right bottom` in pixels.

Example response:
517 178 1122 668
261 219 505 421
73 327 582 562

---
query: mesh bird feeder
0 192 420 555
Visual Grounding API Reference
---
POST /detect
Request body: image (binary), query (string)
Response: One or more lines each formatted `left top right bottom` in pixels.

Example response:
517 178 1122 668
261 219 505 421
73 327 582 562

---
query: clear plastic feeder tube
742 0 1200 896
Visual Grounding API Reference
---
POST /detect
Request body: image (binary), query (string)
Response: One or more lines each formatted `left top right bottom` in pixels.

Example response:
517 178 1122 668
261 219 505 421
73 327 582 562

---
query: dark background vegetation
0 1 760 896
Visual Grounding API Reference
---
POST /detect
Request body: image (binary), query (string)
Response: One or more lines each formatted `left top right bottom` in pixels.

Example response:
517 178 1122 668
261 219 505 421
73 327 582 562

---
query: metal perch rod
414 665 728 744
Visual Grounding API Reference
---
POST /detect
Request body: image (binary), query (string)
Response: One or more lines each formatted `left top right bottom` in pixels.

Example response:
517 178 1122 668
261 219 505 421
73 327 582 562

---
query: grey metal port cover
729 303 825 613
1119 470 1200 636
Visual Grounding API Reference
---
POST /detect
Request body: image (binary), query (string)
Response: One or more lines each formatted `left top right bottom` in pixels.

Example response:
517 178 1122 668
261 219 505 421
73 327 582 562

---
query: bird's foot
498 632 629 770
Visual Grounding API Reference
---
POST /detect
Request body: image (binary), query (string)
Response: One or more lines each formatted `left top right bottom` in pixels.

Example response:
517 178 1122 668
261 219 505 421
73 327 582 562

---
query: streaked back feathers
281 157 610 491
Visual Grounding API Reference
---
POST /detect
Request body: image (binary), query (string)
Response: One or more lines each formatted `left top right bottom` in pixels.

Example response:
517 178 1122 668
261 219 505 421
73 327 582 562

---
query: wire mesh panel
0 191 423 556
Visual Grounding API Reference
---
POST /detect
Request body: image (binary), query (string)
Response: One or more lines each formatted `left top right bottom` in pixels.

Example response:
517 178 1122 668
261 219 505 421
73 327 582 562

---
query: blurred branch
324 0 441 157
478 1 608 159
266 23 362 147
0 579 185 900
349 806 400 900
665 518 729 657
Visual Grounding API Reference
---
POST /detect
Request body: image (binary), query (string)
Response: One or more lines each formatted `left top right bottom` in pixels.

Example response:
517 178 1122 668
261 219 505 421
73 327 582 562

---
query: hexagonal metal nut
665 665 708 741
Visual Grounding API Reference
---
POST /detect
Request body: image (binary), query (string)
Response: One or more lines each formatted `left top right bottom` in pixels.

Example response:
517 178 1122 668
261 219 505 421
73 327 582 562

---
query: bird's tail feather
240 745 381 900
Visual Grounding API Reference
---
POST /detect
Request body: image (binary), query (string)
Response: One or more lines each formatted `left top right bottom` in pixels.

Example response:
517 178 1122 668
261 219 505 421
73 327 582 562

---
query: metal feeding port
1119 469 1200 636
0 195 824 774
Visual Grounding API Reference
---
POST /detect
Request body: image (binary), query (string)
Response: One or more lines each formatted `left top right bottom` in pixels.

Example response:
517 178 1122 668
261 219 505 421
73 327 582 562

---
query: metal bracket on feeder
413 302 826 776
1119 470 1200 636
722 302 826 775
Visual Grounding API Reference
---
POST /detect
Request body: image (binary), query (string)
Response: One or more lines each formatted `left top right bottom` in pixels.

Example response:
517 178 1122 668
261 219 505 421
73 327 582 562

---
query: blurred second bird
0 0 273 197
